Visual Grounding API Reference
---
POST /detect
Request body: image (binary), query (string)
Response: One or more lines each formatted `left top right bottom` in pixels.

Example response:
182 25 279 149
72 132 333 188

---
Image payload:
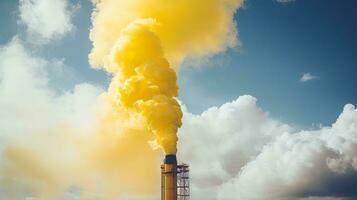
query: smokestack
161 154 177 200
161 155 190 200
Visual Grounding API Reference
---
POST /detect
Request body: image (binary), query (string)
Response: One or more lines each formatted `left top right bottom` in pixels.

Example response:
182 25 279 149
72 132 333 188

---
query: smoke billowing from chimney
89 0 245 154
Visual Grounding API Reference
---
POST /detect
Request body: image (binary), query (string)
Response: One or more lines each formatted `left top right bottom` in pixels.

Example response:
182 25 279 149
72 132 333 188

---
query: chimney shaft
161 154 177 200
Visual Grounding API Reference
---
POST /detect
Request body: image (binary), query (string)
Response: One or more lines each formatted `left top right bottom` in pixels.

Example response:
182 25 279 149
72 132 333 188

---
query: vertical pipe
161 154 177 200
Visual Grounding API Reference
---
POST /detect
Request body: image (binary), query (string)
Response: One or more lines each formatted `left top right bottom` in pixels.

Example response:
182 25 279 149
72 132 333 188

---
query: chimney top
164 154 177 164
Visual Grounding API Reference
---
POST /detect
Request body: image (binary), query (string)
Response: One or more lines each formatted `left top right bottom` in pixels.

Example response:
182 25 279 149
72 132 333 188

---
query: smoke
89 0 244 154
103 19 182 154
89 0 244 68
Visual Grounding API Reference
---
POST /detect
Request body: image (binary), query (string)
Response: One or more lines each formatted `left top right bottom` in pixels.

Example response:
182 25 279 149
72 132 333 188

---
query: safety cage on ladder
177 164 190 200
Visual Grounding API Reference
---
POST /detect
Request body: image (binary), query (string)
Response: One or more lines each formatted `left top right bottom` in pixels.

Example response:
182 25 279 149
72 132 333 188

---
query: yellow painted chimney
161 154 177 200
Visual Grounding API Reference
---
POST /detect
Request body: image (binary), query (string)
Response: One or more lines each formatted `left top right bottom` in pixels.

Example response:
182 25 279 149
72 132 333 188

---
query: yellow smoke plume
90 0 244 154
90 0 243 67
105 19 182 154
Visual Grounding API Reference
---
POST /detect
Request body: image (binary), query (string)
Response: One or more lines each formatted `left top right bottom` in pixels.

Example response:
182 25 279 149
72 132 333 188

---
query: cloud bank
179 96 357 200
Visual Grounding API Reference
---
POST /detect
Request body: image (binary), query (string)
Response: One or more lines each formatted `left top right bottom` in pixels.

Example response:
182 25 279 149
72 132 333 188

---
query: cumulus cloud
18 0 76 42
0 37 103 145
0 37 104 199
178 96 357 200
300 72 318 82
178 96 291 199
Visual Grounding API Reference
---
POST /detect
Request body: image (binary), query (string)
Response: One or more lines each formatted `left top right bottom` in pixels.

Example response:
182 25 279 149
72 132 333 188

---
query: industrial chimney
161 155 190 200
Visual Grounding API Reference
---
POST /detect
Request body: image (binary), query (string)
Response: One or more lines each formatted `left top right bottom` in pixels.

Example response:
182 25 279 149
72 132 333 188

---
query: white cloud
0 37 104 199
276 0 296 3
300 72 318 82
0 37 102 144
18 0 76 42
179 96 357 200
178 95 291 199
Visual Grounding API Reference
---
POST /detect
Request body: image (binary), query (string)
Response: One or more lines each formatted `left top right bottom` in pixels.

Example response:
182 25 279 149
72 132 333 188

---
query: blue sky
1 0 356 127
180 0 357 127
